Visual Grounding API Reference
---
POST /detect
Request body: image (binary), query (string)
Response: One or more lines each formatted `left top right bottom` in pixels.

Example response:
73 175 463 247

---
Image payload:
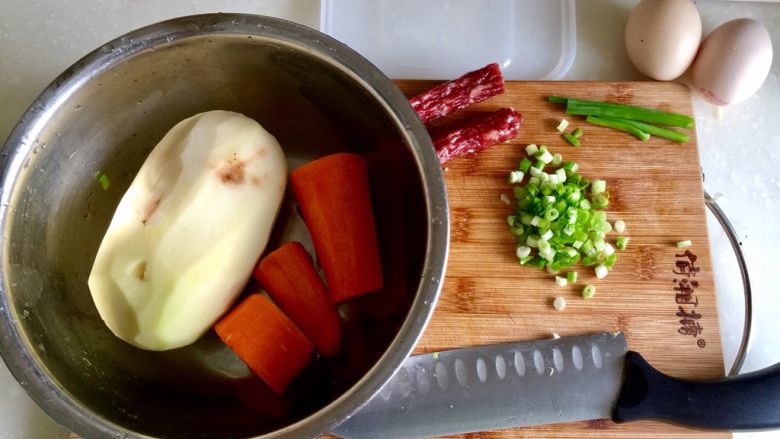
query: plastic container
320 0 576 80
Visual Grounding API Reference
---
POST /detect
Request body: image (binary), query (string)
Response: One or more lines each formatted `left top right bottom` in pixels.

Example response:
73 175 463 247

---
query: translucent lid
320 0 576 80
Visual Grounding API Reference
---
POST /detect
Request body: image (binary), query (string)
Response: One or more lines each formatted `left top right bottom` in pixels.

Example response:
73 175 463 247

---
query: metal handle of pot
704 191 752 377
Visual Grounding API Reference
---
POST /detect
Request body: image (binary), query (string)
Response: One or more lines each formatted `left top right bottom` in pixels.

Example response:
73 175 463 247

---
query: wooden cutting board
395 81 728 439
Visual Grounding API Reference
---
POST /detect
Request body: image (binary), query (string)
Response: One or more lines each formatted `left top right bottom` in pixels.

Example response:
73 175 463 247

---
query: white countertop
0 0 778 437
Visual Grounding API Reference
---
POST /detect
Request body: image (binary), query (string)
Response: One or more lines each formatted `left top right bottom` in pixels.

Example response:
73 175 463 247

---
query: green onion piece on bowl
95 172 110 190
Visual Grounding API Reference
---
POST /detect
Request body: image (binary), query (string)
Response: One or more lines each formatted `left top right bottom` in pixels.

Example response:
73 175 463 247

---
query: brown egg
625 0 702 81
692 18 774 106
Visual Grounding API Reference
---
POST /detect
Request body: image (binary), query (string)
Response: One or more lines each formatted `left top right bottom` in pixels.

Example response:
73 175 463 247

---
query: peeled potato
88 110 287 351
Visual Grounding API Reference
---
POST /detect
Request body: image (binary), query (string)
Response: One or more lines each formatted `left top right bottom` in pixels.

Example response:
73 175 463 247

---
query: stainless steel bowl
0 14 448 438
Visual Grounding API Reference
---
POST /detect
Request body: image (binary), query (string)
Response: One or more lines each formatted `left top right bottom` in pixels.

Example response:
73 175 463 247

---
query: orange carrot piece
291 153 383 303
215 294 313 395
255 242 342 356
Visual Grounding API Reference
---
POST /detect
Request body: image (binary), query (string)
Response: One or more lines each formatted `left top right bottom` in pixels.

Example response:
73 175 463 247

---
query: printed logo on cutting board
673 249 706 348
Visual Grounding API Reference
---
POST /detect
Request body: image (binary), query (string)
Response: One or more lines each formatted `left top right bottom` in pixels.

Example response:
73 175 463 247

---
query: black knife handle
613 351 780 430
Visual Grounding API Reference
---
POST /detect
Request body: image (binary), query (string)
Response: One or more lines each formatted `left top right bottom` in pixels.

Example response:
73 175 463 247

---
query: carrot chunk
255 242 341 356
215 294 312 395
291 153 383 303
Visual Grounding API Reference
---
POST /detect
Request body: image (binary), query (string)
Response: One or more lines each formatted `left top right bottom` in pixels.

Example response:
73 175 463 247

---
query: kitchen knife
332 332 780 438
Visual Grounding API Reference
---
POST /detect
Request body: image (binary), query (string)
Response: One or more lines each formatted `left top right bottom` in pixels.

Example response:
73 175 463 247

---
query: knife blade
332 332 627 439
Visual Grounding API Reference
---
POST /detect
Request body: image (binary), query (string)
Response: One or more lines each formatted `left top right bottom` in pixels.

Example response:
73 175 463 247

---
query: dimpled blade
332 332 627 439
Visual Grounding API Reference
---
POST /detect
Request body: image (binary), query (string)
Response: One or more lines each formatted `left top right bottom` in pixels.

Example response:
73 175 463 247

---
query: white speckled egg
692 18 773 106
625 0 702 81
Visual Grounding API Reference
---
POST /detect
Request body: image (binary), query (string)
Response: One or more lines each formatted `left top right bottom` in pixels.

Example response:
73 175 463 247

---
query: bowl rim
0 13 449 439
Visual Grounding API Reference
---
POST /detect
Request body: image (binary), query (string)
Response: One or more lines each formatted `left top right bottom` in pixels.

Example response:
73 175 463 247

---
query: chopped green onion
553 96 695 128
432 352 439 360
616 236 629 250
676 240 693 248
572 127 584 138
540 248 557 261
586 116 650 141
605 253 618 269
595 264 608 279
507 147 621 281
555 275 568 287
591 179 606 194
592 193 609 209
595 117 690 143
567 271 578 283
519 254 534 265
583 251 600 265
537 150 554 164
614 220 626 233
562 132 581 147
553 296 567 311
580 240 594 253
582 284 596 299
563 161 578 172
556 119 570 133
516 246 531 258
525 144 539 155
